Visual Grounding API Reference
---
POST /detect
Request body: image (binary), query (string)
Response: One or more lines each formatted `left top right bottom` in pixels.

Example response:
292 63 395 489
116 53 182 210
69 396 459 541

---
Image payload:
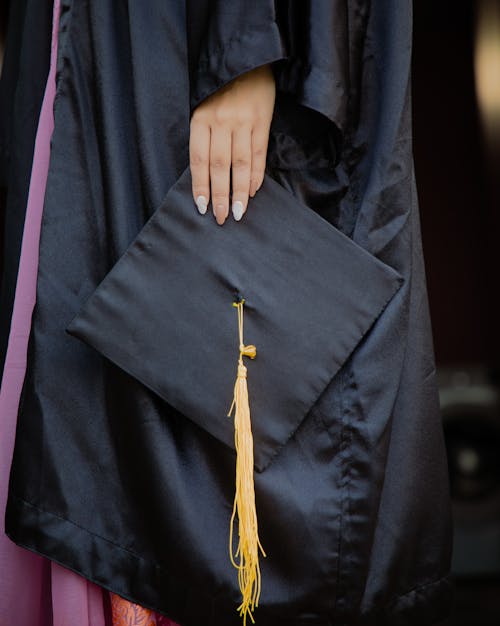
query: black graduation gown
0 0 53 379
4 1 455 625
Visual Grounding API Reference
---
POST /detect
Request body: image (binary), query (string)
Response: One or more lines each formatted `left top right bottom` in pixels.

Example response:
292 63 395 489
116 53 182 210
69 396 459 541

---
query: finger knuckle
190 152 208 167
213 107 232 125
232 157 250 170
232 188 249 197
212 193 227 205
190 108 208 124
211 157 230 170
235 110 253 125
254 108 272 124
193 187 209 198
252 146 266 159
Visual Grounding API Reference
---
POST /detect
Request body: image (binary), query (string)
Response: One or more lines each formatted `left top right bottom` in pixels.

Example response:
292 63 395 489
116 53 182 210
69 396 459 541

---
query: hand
189 63 276 225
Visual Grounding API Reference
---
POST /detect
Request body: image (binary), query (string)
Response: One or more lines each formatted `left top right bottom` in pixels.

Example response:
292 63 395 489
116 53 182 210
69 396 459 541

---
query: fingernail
215 204 226 225
196 195 207 214
232 200 244 221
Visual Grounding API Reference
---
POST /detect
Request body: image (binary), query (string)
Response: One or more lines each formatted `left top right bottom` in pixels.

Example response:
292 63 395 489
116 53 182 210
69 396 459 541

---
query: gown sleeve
186 0 287 114
271 1 348 134
186 1 345 123
186 0 345 170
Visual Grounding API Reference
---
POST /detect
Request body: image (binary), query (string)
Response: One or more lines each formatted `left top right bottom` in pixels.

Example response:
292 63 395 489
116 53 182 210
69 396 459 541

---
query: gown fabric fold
0 1 108 624
0 0 53 378
0 3 181 623
2 2 454 625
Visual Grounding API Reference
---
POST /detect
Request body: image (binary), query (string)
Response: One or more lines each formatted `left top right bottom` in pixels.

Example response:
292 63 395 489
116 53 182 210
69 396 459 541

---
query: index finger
189 116 211 214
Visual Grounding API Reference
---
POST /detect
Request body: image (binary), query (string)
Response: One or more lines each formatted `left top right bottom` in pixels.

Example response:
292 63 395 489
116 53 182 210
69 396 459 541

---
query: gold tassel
227 297 267 626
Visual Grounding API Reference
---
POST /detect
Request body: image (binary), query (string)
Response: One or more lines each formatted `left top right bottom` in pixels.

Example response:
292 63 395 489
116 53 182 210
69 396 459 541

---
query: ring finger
231 124 252 221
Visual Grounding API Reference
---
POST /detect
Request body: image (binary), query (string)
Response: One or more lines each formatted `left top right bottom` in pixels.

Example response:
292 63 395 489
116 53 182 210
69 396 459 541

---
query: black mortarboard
66 164 403 624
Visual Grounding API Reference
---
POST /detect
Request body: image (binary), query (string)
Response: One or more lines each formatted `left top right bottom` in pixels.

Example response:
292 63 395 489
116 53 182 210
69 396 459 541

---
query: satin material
0 2 107 624
5 1 454 625
0 0 53 377
66 165 403 473
0 4 186 623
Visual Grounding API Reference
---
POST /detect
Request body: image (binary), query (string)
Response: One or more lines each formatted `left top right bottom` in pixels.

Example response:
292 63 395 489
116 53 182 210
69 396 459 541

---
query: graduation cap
66 164 403 624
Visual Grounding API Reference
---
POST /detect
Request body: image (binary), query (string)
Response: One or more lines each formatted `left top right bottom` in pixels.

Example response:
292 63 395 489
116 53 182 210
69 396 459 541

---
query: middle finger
209 124 231 225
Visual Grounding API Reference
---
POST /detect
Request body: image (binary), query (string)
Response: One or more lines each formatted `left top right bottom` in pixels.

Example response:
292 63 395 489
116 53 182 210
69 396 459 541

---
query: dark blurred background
1 1 499 624
414 1 500 624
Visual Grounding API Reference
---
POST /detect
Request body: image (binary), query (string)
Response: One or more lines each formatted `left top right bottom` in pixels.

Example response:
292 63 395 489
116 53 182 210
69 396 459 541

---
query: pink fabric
0 1 106 624
50 566 107 626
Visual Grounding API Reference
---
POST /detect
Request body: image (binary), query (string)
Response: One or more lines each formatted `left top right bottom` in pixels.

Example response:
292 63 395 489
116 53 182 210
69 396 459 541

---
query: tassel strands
227 296 266 626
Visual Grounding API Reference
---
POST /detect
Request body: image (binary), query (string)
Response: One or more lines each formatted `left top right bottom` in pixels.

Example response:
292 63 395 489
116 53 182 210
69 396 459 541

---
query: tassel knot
239 344 257 359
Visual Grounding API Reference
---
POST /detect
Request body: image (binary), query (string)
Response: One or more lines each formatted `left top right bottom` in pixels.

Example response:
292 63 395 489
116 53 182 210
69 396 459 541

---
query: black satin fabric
65 165 403 474
5 1 454 625
0 0 53 379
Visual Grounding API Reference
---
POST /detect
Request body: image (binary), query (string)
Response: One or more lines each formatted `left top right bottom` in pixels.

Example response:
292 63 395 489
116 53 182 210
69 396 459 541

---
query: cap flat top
66 165 403 472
